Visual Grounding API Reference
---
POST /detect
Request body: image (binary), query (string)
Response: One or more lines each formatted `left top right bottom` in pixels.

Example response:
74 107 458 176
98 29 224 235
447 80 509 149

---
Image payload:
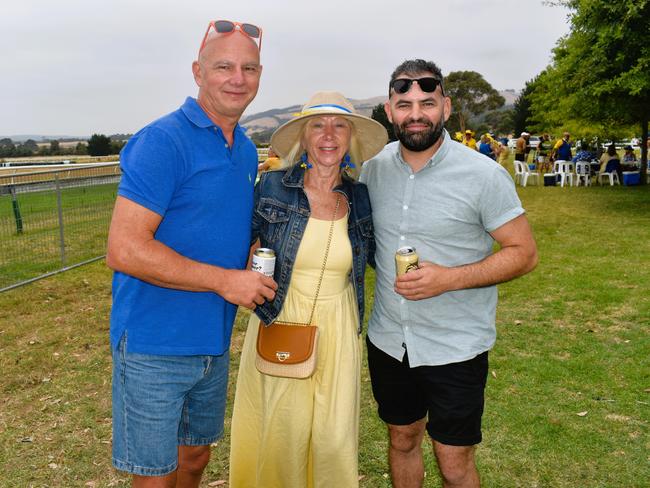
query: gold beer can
252 248 276 277
395 246 419 276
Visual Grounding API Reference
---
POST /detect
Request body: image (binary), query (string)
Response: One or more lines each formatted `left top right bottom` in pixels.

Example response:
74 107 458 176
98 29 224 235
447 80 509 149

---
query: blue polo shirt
110 97 258 355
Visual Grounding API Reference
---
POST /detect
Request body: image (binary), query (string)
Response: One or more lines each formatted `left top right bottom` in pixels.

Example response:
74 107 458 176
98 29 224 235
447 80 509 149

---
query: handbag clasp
276 351 290 361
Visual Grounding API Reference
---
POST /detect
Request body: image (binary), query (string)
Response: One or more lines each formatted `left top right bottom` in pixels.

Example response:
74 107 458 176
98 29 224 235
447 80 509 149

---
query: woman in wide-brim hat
230 91 388 488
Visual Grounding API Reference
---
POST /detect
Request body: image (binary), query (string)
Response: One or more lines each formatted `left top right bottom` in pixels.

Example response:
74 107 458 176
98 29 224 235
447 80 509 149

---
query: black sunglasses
389 77 443 95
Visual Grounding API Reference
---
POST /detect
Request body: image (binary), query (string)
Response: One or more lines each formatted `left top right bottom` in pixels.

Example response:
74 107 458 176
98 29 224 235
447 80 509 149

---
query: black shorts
514 153 526 162
366 337 488 446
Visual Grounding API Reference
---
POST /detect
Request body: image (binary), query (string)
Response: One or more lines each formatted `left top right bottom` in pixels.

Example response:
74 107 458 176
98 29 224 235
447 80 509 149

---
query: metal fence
0 163 120 292
0 149 272 292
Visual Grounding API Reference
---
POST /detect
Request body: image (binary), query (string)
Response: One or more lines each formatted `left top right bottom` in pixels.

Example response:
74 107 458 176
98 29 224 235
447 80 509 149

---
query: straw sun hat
270 91 388 163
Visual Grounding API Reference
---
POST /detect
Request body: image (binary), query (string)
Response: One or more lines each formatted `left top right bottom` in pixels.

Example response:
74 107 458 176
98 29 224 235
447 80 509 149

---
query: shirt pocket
257 197 291 245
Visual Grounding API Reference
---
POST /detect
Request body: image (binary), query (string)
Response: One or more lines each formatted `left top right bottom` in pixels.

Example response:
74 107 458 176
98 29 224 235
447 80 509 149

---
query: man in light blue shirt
360 59 538 488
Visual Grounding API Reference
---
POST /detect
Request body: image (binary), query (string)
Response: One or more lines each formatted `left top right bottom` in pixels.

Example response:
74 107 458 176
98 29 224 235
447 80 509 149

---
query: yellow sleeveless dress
229 214 362 488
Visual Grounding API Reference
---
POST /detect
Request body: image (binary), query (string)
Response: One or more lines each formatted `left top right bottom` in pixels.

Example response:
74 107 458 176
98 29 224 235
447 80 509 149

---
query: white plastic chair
514 161 539 187
552 160 574 187
575 161 592 186
598 159 621 186
563 161 575 187
514 160 525 186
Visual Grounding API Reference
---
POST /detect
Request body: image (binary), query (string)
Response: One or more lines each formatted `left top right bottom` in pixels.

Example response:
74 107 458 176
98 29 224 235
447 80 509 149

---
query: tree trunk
640 117 648 185
459 113 466 134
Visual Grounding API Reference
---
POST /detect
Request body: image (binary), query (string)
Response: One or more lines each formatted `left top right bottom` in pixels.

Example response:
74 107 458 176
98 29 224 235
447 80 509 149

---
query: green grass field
1 183 649 487
0 183 117 288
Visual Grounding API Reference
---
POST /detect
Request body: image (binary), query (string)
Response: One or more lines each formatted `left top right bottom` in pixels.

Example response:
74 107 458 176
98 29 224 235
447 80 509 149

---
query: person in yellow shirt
551 132 572 161
258 146 283 172
461 129 477 150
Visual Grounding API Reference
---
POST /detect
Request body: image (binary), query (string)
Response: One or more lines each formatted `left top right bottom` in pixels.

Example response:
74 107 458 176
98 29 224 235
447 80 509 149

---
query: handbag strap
306 193 341 325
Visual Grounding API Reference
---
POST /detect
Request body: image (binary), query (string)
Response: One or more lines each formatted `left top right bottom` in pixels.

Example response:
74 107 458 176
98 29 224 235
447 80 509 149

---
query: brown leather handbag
255 321 319 379
255 195 341 379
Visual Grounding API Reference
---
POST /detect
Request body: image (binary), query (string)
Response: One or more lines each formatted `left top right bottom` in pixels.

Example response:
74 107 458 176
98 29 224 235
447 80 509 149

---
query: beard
393 115 445 152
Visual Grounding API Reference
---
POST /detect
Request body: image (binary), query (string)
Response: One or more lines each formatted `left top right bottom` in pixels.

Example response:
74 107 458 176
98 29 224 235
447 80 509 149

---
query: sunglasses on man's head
198 20 263 54
389 77 443 96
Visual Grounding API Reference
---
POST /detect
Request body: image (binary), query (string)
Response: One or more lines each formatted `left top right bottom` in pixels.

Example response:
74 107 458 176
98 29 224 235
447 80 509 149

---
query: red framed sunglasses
198 20 263 54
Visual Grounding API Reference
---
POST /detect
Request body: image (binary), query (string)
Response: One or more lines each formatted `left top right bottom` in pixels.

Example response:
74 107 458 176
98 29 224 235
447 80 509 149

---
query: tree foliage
49 140 60 155
0 138 33 157
75 142 88 155
23 139 38 151
371 104 396 142
531 0 650 170
249 128 274 146
512 75 541 136
87 134 113 156
481 108 515 136
443 71 505 133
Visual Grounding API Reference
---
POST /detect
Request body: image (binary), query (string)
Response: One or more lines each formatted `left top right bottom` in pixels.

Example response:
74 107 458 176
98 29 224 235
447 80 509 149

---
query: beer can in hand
395 246 419 276
252 248 276 277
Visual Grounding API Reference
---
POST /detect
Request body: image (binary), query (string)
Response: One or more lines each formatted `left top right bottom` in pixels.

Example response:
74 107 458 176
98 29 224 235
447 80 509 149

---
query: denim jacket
252 163 374 333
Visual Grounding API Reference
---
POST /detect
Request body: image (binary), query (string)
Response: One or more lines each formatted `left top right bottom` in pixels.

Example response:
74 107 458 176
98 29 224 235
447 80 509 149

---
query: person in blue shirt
478 134 496 160
106 20 277 486
551 132 573 161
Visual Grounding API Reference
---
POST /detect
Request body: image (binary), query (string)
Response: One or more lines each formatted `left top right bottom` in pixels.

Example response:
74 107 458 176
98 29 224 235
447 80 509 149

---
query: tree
75 142 88 155
249 128 273 146
0 138 15 157
49 140 60 155
110 140 126 154
483 108 515 136
371 103 396 142
23 139 38 152
512 76 540 136
443 71 505 133
533 0 650 180
87 134 112 156
13 144 34 157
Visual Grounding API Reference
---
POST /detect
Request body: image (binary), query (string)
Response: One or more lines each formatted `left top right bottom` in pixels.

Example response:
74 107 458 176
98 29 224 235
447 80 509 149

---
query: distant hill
0 134 86 142
500 89 520 106
5 90 519 144
241 96 386 136
1 133 131 143
241 91 518 139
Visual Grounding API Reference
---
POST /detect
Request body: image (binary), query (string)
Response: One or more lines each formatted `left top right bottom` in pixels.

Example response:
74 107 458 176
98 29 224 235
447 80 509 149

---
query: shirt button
401 298 405 304
404 325 409 331
403 205 408 210
409 175 415 179
400 236 405 240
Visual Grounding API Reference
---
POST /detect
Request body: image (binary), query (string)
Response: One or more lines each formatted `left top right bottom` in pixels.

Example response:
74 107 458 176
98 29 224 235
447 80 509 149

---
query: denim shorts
111 333 229 476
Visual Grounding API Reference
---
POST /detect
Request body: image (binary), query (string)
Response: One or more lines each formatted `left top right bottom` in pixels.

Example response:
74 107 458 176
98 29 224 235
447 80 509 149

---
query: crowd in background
446 129 646 177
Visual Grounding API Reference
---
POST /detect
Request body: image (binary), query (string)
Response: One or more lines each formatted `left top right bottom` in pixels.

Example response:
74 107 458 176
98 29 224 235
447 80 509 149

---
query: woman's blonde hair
280 118 364 179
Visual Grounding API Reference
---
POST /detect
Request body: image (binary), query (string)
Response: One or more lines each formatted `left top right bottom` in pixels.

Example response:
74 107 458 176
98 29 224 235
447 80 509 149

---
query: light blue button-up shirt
359 131 524 366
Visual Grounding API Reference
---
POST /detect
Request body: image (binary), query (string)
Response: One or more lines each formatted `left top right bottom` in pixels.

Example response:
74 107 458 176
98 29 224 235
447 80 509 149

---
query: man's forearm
447 244 538 292
107 236 227 293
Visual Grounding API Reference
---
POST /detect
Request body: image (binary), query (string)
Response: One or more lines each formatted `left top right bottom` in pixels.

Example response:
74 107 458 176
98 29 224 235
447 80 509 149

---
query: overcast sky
1 0 571 137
